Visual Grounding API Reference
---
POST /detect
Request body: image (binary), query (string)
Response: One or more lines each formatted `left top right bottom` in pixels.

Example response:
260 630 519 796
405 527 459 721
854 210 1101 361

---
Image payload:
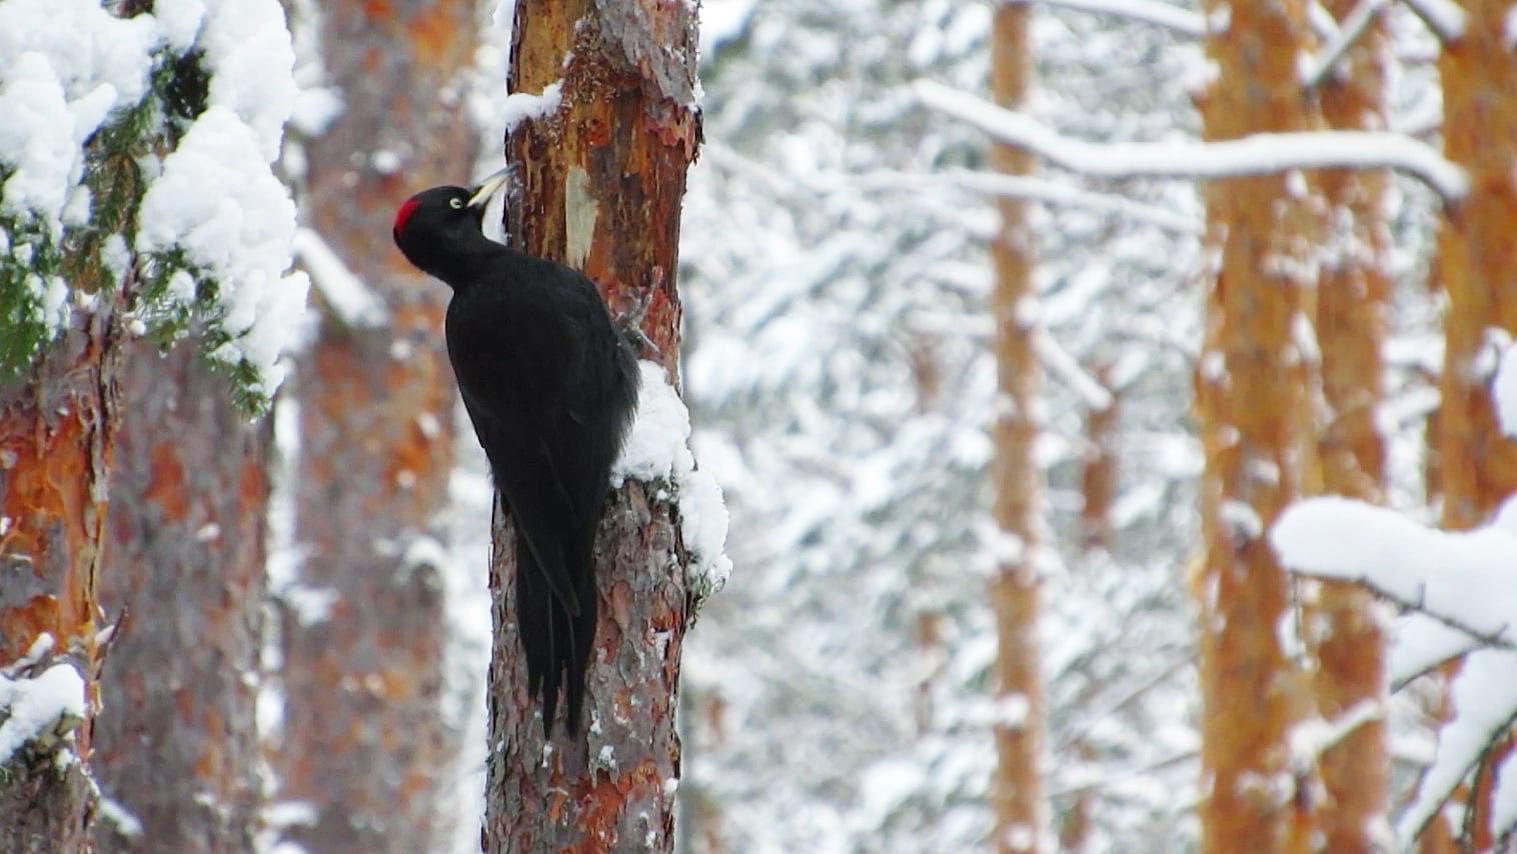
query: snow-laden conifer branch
1301 0 1393 89
1270 497 1517 651
915 79 1469 202
1000 0 1204 38
1400 0 1466 42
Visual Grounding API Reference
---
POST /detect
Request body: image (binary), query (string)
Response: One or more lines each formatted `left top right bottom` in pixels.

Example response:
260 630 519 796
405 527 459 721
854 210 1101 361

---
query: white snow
614 361 733 598
292 227 385 327
1493 343 1517 437
0 0 156 247
195 0 299 161
1401 0 1466 42
97 796 145 839
500 81 564 133
914 79 1468 202
1272 496 1517 647
137 106 310 396
1397 649 1517 843
0 663 86 766
1272 495 1517 842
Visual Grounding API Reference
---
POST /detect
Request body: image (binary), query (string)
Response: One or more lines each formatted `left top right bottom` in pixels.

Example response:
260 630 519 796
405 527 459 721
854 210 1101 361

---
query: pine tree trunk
1309 2 1392 849
1193 0 1317 849
272 1 474 850
482 1 700 849
0 309 123 851
1430 0 1517 846
987 6 1046 853
91 338 269 851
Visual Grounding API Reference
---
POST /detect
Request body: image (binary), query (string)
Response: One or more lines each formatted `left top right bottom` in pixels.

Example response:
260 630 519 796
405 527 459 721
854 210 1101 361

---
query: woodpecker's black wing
445 252 638 734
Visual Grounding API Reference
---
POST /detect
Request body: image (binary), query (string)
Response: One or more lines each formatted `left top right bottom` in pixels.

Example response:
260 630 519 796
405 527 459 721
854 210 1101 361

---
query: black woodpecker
392 170 640 736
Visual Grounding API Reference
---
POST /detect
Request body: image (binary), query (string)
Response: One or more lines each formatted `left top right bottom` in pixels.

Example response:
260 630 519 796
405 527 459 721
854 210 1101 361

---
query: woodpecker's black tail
514 529 596 737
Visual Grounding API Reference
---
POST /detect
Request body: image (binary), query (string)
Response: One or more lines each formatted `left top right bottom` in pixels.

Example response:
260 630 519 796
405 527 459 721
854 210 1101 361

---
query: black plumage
392 178 639 736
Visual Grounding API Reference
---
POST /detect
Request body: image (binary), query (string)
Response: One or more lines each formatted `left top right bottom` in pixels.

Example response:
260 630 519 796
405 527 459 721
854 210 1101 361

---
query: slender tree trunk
1429 1 1517 846
987 6 1045 853
1308 3 1392 850
0 307 123 851
273 1 474 850
1193 0 1317 849
482 1 700 849
91 339 269 851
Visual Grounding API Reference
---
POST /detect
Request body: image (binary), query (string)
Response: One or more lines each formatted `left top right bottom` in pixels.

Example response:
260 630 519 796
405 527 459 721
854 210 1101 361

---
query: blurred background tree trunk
987 5 1046 853
1193 0 1318 849
482 1 700 849
1428 0 1517 847
92 338 270 851
272 0 475 850
1309 0 1392 849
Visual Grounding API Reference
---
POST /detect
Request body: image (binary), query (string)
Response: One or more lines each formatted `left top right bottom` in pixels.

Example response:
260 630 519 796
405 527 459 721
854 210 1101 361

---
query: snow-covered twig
914 79 1469 203
1288 699 1384 772
1032 329 1114 411
1400 0 1466 42
853 169 1202 236
705 143 1202 236
1302 0 1393 89
1271 497 1517 652
1002 0 1205 38
292 228 386 328
1307 1 1344 43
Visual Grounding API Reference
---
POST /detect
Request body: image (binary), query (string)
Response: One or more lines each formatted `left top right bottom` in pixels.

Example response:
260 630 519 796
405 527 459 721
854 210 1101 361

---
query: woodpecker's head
392 168 512 280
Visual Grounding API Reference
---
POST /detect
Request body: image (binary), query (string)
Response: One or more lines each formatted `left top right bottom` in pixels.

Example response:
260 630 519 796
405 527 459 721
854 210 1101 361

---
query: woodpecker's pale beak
467 166 512 209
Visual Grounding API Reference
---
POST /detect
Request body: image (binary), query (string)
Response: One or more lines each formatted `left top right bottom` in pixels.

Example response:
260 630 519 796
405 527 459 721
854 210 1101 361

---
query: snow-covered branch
839 168 1201 235
915 79 1469 202
1001 0 1205 38
1271 497 1517 651
1400 0 1466 43
1033 329 1114 411
292 228 386 328
1301 0 1392 89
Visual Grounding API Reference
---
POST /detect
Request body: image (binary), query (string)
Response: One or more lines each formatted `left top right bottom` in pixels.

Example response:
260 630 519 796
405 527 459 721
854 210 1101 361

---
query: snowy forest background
4 0 1517 852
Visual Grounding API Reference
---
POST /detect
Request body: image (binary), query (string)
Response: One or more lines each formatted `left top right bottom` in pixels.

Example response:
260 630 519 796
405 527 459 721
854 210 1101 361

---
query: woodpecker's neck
425 230 514 292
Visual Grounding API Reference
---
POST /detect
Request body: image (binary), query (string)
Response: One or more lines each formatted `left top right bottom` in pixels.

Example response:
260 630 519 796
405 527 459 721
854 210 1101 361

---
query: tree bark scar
566 167 599 270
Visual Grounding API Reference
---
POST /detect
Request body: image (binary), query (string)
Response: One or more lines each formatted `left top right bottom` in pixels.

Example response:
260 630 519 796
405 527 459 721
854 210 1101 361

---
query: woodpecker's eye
449 197 464 210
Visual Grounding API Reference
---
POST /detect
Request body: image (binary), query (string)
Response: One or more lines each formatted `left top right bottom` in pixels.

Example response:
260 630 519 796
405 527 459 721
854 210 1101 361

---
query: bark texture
91 338 269 852
0 308 122 851
273 1 473 850
1192 0 1317 849
1435 0 1517 533
483 1 700 849
987 6 1045 853
1309 3 1392 850
1431 0 1517 846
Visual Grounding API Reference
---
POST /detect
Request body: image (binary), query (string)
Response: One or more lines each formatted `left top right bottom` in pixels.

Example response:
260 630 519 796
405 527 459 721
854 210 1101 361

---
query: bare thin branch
915 79 1469 202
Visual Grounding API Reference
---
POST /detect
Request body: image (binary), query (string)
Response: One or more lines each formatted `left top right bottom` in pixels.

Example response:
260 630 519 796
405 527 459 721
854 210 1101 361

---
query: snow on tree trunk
91 338 269 851
1431 0 1517 845
0 309 121 851
988 7 1046 853
1193 0 1318 848
272 1 474 850
1307 2 1392 849
482 1 700 849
